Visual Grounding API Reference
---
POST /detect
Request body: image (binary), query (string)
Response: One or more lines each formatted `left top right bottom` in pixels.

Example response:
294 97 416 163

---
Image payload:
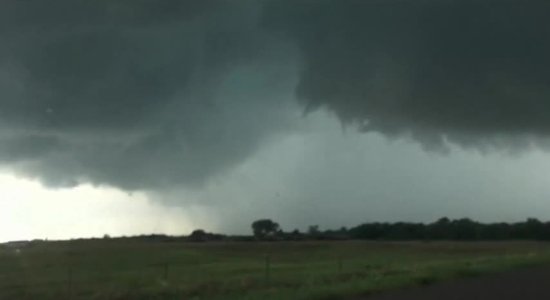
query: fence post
265 254 271 285
163 263 169 281
67 267 73 299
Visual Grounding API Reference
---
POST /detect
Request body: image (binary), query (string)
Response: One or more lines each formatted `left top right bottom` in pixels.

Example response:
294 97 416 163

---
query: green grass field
1 240 550 300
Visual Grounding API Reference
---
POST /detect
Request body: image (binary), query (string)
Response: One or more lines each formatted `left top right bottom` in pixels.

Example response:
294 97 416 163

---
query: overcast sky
2 0 550 242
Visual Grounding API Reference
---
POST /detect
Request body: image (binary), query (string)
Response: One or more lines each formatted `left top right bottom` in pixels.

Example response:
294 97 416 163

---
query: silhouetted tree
251 219 280 239
308 225 320 236
189 229 208 242
290 229 301 238
450 218 479 240
426 217 451 240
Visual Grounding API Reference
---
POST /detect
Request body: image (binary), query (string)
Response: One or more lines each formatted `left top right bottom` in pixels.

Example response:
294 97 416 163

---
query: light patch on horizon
0 173 206 243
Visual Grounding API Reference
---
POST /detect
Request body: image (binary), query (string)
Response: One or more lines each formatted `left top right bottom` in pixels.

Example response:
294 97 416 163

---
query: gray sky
2 0 550 241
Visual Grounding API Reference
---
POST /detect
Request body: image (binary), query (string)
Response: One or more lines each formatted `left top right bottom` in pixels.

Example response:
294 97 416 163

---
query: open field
1 240 550 300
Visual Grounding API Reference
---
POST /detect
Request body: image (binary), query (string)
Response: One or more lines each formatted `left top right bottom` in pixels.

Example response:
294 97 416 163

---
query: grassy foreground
1 240 550 299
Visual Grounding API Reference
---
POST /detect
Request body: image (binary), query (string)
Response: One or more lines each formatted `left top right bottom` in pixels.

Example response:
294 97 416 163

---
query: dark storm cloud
263 0 550 151
0 0 298 189
3 0 550 191
0 0 260 130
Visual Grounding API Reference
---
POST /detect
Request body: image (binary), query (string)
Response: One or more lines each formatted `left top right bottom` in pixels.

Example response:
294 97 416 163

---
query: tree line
346 217 550 241
186 217 550 242
86 217 550 243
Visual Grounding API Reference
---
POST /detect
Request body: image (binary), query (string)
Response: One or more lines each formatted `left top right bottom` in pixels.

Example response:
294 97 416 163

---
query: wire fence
0 253 355 299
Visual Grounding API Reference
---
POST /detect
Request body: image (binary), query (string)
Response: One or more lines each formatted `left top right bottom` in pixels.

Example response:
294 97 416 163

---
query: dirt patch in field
361 265 550 300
